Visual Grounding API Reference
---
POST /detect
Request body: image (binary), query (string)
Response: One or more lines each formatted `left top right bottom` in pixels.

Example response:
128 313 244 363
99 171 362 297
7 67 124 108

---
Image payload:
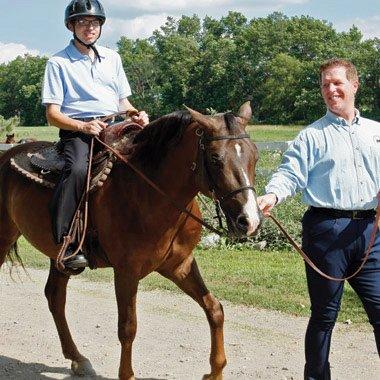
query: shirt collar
65 39 105 61
325 108 361 126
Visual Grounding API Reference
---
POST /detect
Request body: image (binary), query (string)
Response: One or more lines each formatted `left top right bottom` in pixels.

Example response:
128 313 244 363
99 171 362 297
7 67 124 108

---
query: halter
194 128 256 230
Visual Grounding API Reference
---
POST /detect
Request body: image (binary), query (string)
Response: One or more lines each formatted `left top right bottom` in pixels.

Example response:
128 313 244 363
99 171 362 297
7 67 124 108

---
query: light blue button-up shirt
42 40 132 118
266 110 380 210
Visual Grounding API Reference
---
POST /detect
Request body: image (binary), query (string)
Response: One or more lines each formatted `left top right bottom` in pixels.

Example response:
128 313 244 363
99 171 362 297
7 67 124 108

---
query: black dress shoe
64 245 88 269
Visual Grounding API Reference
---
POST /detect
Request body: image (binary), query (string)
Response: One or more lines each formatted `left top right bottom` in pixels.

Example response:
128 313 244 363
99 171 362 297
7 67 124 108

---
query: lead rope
269 191 380 282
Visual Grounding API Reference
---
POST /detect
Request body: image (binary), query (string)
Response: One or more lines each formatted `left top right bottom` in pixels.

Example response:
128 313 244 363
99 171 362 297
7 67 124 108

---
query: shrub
0 115 20 140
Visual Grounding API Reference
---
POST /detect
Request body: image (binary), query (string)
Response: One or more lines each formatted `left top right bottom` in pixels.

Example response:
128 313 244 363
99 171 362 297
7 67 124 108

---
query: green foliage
117 12 379 123
0 114 20 139
0 55 48 126
0 13 379 125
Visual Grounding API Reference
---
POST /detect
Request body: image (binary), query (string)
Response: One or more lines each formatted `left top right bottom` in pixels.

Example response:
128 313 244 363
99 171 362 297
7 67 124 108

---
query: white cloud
0 42 39 64
101 0 310 42
105 0 308 15
102 14 170 42
347 16 380 40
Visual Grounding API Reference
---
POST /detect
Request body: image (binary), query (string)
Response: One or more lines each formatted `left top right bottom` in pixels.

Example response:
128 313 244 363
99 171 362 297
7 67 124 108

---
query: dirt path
0 268 379 379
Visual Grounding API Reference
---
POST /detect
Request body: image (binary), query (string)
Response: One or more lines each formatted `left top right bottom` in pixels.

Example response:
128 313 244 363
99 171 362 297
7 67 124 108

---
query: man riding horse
42 0 149 269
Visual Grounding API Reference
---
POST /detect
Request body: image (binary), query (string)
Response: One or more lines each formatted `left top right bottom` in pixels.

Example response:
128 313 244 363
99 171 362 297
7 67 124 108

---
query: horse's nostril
237 214 249 230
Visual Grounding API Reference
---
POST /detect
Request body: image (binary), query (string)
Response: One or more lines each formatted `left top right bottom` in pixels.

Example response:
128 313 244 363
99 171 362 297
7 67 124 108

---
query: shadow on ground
0 355 165 380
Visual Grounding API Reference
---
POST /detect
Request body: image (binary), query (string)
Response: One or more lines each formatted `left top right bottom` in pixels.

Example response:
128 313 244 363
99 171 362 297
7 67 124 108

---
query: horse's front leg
114 268 139 380
44 260 95 376
159 257 226 380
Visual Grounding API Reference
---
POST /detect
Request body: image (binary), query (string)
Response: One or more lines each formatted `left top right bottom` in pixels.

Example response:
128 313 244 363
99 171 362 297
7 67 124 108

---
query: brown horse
0 102 261 379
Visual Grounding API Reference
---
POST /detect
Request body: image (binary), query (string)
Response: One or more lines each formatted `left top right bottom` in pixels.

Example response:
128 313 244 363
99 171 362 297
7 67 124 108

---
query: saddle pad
10 142 116 192
30 143 65 172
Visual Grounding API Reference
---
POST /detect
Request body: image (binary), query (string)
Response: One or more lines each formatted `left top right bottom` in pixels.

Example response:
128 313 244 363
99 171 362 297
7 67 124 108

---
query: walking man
258 58 380 379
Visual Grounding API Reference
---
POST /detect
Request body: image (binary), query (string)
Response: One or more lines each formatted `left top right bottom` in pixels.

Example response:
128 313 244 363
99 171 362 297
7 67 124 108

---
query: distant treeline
0 12 379 126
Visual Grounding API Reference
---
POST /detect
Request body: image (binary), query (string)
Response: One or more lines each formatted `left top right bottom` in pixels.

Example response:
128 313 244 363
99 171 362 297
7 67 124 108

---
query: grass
247 124 303 142
15 126 59 142
14 124 303 144
15 237 367 323
7 123 366 324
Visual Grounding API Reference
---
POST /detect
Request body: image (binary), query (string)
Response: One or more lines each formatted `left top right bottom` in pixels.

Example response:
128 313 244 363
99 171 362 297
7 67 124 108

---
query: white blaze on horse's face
235 143 242 158
241 168 261 235
234 142 261 235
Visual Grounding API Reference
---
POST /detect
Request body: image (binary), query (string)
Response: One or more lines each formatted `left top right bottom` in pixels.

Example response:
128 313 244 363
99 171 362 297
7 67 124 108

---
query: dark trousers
49 131 92 244
301 207 380 380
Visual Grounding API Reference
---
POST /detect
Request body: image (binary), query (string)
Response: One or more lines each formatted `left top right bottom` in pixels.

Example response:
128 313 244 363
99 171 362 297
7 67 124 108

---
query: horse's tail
5 240 28 276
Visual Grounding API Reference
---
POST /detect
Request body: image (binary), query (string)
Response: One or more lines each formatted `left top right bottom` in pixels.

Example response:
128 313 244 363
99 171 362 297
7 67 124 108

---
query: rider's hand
132 111 149 127
257 193 278 217
79 119 108 136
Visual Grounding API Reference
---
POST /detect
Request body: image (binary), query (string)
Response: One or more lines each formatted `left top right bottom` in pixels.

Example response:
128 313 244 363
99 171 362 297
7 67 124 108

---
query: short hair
319 59 359 82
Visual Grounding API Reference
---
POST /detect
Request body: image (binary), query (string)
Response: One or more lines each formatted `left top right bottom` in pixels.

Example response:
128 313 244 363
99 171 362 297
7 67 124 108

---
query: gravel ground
0 268 379 380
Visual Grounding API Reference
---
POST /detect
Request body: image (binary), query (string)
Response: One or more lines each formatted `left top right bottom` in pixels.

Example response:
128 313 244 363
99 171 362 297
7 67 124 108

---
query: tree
150 15 201 115
0 55 47 125
118 37 162 118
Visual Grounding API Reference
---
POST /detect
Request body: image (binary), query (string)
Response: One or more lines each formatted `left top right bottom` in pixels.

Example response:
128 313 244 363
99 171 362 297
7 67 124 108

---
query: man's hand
79 119 108 135
257 193 278 217
132 110 149 127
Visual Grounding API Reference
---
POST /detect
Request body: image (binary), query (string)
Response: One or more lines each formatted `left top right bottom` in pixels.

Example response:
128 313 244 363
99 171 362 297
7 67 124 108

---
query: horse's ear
184 105 215 129
237 101 252 126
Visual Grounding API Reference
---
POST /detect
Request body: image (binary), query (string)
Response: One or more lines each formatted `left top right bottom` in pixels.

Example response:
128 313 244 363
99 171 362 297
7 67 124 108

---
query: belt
310 207 376 220
72 116 125 123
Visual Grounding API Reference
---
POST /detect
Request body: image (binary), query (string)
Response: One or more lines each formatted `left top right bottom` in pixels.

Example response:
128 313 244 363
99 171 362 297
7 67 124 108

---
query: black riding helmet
64 0 106 62
65 0 106 27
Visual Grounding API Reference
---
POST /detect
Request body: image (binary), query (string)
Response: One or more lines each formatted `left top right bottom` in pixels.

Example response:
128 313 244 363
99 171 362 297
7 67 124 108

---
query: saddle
9 121 143 272
10 121 142 192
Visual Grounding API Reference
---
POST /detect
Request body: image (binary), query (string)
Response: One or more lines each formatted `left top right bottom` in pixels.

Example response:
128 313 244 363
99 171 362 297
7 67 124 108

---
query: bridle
94 121 257 236
193 128 256 230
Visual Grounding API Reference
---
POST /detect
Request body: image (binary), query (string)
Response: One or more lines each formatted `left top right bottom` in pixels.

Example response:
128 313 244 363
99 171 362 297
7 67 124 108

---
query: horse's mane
114 109 239 172
123 110 193 171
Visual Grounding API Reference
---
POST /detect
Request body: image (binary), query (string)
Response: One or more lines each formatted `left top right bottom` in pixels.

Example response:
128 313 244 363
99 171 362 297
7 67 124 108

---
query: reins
269 192 380 282
94 135 226 236
93 125 256 237
55 114 256 271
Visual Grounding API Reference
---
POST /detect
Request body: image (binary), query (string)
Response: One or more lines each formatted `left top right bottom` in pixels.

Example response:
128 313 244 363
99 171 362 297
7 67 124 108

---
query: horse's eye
210 153 223 167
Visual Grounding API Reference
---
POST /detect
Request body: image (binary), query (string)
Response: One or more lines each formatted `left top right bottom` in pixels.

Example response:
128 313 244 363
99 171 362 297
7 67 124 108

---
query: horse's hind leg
44 260 96 376
158 258 226 380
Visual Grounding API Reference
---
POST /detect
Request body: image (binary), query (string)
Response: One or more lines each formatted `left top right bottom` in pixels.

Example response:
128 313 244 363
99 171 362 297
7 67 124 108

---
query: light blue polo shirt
266 109 380 210
42 40 132 118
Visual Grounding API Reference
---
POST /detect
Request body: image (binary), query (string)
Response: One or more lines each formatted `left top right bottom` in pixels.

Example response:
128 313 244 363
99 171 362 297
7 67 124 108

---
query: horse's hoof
71 358 96 376
202 374 223 380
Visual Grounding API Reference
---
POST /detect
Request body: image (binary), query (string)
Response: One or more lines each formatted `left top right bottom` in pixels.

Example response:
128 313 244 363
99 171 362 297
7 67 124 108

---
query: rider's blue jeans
301 207 380 380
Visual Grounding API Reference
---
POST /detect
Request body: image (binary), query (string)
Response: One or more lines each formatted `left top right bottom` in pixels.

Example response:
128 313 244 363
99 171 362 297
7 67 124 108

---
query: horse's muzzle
227 212 262 238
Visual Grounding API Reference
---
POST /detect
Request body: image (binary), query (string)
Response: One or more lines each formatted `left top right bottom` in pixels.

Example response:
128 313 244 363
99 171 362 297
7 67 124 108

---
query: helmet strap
73 25 102 63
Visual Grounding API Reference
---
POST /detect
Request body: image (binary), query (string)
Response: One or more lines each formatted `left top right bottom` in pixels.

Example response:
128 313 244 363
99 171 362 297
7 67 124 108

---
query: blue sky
0 0 379 63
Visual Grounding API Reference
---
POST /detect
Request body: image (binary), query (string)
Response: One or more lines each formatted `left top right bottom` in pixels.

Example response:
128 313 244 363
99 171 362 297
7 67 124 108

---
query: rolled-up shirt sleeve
265 135 309 204
42 61 64 106
116 54 132 100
